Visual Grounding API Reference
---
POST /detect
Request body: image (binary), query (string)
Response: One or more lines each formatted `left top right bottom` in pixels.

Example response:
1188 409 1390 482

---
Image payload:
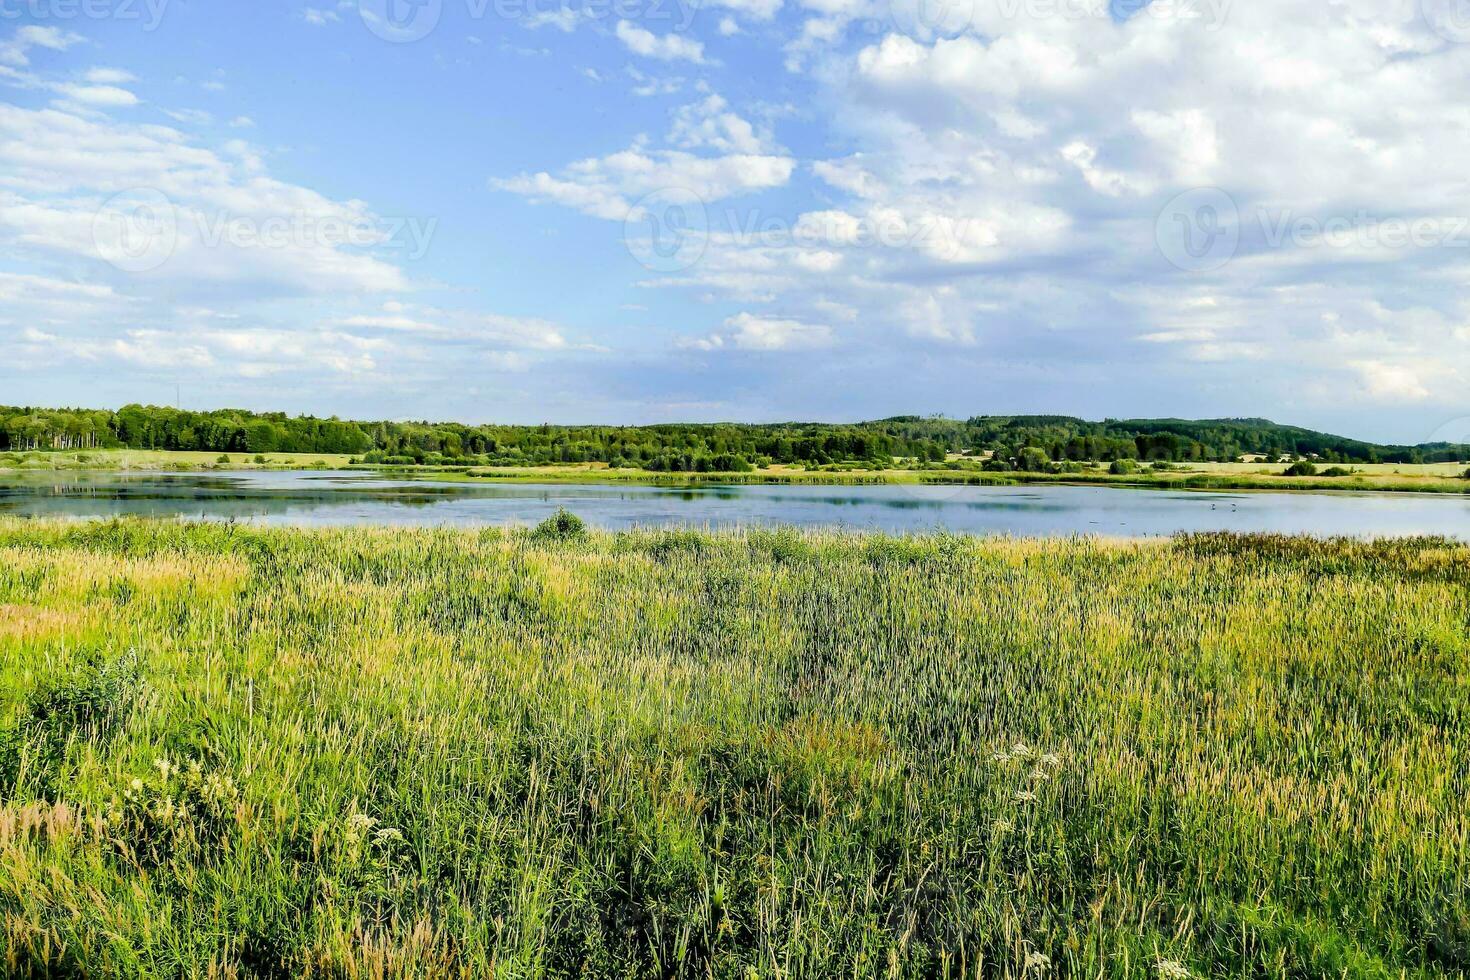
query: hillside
2 405 1466 469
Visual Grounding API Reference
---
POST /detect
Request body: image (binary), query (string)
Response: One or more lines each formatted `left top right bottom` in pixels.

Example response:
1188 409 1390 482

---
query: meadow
0 518 1467 978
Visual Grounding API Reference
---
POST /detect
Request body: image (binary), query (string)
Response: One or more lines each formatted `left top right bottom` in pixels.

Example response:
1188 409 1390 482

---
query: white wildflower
1155 960 1191 979
1024 950 1051 973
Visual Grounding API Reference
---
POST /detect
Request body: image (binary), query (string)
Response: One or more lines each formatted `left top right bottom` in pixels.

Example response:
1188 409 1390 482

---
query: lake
1 469 1467 538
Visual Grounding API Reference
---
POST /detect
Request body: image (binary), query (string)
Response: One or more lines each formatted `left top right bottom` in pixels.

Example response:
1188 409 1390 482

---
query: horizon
2 3 1469 445
6 400 1469 450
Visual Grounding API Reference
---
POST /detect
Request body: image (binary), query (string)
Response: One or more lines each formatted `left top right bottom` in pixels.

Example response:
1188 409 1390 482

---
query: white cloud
615 21 707 63
669 94 776 154
83 67 136 85
685 312 835 351
0 26 82 67
1352 360 1432 403
0 102 412 295
494 142 795 219
51 83 139 108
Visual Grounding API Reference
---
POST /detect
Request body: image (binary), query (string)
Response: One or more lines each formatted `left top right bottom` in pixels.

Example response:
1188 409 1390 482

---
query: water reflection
0 469 1466 538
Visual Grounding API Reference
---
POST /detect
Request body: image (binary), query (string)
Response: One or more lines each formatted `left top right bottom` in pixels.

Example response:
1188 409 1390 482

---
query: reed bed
0 518 1465 978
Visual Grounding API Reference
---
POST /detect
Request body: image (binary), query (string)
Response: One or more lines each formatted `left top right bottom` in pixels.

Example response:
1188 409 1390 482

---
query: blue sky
1 0 1469 443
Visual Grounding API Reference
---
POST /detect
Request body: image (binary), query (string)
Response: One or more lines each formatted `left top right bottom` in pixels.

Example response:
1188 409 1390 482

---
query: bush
1283 461 1318 476
1109 459 1138 475
216 454 231 464
532 509 586 541
253 454 268 464
0 651 143 795
1321 466 1352 477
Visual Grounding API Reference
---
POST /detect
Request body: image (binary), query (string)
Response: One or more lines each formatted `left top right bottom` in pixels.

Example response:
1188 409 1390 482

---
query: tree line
2 405 1465 468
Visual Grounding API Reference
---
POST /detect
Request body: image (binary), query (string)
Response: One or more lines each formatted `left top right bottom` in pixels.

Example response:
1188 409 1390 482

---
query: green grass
0 519 1466 977
0 449 355 471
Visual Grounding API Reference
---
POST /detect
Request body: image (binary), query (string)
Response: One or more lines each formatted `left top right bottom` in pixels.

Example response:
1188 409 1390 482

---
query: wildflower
154 757 174 781
1011 742 1032 759
1155 961 1191 979
130 777 144 793
374 826 405 845
1040 752 1061 768
1013 790 1036 803
1028 767 1050 782
1024 950 1051 973
992 819 1014 833
345 813 377 837
991 751 1011 763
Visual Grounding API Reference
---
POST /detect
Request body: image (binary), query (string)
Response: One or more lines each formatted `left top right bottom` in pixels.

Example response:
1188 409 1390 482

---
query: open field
0 449 355 471
0 519 1466 977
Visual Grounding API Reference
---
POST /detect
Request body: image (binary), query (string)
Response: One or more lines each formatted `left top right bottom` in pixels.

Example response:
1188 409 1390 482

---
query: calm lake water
1 470 1467 538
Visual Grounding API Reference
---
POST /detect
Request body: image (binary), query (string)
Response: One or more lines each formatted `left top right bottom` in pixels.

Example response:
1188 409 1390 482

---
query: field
0 518 1466 977
0 450 355 471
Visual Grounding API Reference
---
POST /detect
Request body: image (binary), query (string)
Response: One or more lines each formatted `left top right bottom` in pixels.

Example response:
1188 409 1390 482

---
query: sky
1 0 1469 444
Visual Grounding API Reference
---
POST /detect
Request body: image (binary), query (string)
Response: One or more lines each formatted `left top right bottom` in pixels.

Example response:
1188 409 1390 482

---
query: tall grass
0 518 1465 977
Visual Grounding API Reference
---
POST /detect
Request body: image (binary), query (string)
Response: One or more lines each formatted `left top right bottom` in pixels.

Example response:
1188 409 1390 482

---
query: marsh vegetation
0 519 1466 977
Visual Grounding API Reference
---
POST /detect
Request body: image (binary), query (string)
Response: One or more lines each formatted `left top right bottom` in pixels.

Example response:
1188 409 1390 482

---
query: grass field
0 449 355 471
1 518 1466 977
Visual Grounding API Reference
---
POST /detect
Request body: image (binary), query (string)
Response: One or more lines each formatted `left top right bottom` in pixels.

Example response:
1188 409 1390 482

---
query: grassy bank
1 519 1466 977
433 462 1470 495
0 449 354 471
5 450 1467 494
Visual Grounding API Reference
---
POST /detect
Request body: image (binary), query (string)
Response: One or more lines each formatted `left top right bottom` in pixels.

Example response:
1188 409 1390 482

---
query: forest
2 404 1466 469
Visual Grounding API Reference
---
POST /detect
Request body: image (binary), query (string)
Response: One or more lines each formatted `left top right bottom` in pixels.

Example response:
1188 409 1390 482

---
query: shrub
532 509 586 541
1321 466 1352 477
0 650 143 796
1283 461 1318 476
253 454 268 464
1109 459 1138 475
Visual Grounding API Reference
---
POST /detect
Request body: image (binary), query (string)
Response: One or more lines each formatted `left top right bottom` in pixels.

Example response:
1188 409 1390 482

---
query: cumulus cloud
615 21 707 63
684 312 835 351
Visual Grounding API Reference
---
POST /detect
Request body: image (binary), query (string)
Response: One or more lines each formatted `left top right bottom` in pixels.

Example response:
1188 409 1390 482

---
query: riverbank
1 520 1464 976
5 449 1466 494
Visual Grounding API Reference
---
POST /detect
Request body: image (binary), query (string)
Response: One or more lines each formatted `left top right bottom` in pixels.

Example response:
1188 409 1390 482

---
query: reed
0 518 1465 977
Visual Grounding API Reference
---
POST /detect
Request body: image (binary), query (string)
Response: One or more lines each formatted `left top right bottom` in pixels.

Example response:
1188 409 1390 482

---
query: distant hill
2 404 1466 469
